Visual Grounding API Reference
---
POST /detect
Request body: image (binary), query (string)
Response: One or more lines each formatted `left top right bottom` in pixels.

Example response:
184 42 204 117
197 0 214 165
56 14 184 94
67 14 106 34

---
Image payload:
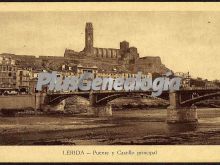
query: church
65 22 139 65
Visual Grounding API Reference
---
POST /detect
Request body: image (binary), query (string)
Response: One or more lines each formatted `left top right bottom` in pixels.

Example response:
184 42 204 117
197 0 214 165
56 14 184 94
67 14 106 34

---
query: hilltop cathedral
64 22 139 66
64 22 169 74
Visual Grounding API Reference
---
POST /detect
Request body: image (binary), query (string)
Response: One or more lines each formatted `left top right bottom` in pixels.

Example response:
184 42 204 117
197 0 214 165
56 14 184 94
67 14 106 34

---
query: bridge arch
96 92 168 105
180 92 220 106
44 94 90 105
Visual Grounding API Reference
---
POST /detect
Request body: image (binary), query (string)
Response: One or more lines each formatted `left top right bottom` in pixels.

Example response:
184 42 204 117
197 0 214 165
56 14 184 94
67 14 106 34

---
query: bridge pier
92 104 112 117
42 100 65 112
89 93 112 117
87 104 112 117
167 92 198 124
167 107 198 124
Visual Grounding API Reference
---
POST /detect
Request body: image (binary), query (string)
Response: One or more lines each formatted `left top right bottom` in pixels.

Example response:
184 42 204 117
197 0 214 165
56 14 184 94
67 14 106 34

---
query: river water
0 108 220 145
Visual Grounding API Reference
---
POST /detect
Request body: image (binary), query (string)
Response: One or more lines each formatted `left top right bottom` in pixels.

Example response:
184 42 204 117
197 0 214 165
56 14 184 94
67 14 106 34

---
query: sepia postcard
0 2 220 163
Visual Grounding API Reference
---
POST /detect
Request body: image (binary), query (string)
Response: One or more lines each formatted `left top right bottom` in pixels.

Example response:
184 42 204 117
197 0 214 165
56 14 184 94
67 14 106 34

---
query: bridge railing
45 89 156 94
181 87 220 90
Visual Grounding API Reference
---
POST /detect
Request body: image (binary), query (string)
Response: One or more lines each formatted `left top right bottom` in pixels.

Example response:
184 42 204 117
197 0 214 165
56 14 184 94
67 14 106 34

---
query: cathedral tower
85 22 93 53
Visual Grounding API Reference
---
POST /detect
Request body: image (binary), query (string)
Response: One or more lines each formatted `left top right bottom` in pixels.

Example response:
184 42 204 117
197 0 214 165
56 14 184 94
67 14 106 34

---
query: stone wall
0 93 45 110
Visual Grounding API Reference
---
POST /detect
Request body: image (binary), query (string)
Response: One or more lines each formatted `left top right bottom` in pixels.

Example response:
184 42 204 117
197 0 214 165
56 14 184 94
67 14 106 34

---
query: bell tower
85 22 93 53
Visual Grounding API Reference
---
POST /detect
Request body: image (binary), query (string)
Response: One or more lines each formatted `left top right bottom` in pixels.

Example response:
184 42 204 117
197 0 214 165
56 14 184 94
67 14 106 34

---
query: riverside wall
0 93 46 110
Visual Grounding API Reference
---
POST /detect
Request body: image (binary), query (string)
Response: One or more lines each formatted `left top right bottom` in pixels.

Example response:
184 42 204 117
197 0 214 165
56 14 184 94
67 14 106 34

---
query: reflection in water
167 123 198 133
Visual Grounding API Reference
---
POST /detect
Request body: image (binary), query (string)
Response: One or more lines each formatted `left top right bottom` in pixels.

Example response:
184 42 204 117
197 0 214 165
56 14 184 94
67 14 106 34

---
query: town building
16 69 32 93
0 56 17 92
72 64 98 75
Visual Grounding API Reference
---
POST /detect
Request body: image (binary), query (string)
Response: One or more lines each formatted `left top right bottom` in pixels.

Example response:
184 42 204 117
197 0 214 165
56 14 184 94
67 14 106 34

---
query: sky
0 11 220 80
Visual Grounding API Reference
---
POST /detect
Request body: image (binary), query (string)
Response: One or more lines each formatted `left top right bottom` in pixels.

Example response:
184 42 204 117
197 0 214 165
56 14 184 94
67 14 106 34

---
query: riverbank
0 108 220 145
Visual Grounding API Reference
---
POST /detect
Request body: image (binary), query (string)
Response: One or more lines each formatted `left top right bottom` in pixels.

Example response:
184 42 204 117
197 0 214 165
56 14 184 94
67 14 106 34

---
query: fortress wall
138 56 162 65
134 56 168 74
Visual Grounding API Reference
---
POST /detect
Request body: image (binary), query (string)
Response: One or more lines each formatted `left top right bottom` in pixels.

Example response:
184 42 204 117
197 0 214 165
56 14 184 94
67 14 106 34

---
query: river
0 108 220 145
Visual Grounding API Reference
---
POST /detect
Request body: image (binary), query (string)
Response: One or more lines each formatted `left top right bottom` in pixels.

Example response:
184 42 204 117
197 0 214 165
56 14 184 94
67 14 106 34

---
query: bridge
41 88 220 123
167 88 220 123
0 88 219 123
44 90 169 105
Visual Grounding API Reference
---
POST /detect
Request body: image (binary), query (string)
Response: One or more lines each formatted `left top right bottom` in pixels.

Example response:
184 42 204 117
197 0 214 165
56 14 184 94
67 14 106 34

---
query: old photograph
0 10 220 145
